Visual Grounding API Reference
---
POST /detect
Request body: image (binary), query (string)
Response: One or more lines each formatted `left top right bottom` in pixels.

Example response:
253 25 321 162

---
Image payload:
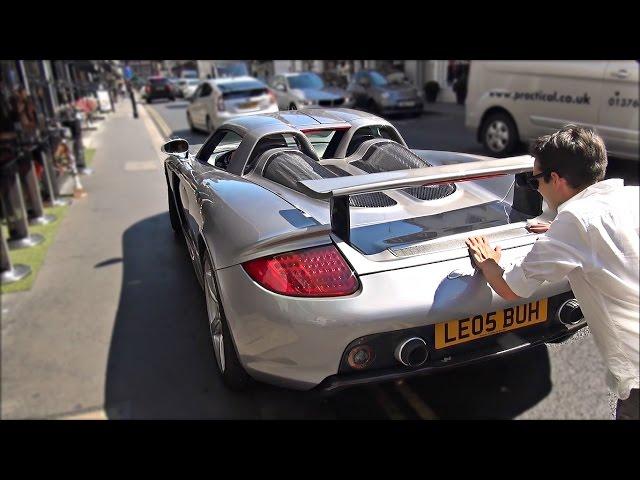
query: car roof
207 75 261 85
223 108 388 134
281 71 317 77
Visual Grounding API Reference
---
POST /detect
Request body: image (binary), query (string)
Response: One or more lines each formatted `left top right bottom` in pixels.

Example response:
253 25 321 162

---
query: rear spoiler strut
297 155 536 244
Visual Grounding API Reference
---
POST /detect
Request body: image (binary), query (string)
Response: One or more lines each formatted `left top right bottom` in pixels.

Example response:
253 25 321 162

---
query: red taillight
217 95 226 111
242 245 359 297
145 85 151 93
165 85 171 91
268 90 276 104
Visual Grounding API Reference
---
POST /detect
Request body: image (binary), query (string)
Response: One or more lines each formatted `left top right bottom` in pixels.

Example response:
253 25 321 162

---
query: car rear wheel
203 255 251 391
146 98 152 104
289 102 297 110
367 99 380 114
167 185 181 236
481 112 519 157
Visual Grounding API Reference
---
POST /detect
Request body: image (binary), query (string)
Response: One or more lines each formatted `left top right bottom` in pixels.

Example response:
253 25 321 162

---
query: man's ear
550 171 563 187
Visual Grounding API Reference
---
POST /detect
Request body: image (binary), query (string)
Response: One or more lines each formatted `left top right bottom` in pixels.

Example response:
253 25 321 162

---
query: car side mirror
161 138 189 158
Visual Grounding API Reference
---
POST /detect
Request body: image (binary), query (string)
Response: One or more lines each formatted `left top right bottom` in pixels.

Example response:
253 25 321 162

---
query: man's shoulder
566 184 638 215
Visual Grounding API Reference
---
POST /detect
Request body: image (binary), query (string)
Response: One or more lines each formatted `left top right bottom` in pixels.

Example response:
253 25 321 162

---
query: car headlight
301 99 314 106
380 92 391 100
344 95 353 104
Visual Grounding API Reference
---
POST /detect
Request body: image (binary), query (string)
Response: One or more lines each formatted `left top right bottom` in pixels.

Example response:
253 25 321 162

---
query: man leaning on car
466 125 639 420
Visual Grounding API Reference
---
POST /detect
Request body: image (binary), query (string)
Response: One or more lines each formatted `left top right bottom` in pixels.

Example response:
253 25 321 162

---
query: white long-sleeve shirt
503 178 639 400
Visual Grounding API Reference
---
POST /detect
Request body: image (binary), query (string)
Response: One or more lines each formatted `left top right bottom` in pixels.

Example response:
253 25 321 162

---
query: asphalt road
142 99 638 419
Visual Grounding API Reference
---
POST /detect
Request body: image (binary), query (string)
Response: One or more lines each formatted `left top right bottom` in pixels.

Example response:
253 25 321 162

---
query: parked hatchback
348 70 424 117
144 76 175 103
186 76 279 133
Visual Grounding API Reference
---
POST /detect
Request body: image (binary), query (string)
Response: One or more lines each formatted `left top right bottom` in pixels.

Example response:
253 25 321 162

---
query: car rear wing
297 155 536 243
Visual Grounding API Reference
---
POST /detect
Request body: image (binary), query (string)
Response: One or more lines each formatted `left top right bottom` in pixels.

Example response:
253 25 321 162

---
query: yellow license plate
434 298 548 349
240 101 259 109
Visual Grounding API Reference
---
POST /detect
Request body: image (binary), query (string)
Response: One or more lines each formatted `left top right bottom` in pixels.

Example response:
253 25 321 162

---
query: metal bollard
18 147 56 225
1 227 31 285
0 162 44 250
37 143 70 207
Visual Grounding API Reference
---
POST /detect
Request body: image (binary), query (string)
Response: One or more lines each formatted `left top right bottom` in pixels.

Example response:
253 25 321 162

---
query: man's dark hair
530 125 608 189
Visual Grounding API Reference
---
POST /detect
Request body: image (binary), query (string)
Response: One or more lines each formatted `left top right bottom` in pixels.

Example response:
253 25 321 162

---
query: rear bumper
316 310 586 394
215 243 575 391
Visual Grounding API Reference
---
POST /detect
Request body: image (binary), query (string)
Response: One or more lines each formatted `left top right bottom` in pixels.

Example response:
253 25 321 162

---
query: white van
465 61 638 160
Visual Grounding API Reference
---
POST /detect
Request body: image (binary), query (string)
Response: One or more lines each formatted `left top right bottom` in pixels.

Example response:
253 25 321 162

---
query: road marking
394 379 439 420
139 104 170 164
55 408 108 420
144 103 172 138
369 384 407 420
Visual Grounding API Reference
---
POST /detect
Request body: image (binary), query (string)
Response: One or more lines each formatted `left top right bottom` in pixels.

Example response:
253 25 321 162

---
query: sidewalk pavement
0 99 168 419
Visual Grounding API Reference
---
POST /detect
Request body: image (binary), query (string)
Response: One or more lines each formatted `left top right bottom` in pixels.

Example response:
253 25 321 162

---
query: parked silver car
186 76 278 133
270 72 355 110
348 70 424 117
163 108 585 392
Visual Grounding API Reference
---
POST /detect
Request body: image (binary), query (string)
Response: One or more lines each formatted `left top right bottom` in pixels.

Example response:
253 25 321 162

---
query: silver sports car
162 108 586 392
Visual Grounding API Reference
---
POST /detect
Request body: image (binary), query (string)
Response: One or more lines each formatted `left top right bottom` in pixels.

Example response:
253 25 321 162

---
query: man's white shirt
503 178 639 400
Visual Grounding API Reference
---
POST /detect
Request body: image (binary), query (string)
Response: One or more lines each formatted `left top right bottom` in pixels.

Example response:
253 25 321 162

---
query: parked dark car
347 70 423 117
144 76 175 103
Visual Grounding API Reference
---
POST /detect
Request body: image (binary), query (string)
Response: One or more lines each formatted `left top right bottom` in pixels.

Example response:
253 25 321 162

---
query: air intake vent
263 151 395 208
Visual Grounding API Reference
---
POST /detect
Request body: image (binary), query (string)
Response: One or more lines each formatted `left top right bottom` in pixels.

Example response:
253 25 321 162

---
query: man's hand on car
526 220 551 234
465 236 502 272
465 236 521 301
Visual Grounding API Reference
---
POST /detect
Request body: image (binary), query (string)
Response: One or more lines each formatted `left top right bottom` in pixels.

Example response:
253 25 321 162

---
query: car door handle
612 69 629 78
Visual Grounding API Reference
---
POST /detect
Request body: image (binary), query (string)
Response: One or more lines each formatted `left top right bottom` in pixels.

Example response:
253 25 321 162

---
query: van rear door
596 61 639 160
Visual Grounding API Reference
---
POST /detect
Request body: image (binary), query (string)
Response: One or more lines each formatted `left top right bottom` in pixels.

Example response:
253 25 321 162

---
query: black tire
169 96 175 102
289 102 297 110
167 185 181 235
187 112 196 132
480 111 519 157
203 254 251 391
146 98 152 104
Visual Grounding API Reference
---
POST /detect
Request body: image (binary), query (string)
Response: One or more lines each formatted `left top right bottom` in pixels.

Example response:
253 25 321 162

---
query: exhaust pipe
395 337 429 367
557 298 583 325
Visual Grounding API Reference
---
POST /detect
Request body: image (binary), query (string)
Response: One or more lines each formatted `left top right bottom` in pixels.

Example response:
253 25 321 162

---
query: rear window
149 78 169 85
217 80 266 93
303 129 348 158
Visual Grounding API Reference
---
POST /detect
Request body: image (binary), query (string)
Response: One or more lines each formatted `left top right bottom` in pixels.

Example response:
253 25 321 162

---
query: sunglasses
525 170 551 190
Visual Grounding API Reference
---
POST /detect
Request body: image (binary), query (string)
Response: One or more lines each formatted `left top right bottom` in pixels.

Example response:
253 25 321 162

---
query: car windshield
369 71 388 86
288 73 324 90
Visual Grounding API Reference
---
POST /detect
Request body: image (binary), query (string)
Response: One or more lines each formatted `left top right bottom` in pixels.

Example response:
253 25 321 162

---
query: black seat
345 132 376 157
244 134 290 174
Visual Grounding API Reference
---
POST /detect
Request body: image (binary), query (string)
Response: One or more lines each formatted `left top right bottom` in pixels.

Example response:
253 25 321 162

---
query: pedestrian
465 125 639 420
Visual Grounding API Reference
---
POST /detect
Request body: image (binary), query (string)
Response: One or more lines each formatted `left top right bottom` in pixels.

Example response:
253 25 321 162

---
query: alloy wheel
204 259 225 373
485 120 510 153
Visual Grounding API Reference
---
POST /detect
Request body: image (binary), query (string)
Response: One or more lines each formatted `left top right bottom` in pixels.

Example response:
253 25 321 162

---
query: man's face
532 160 560 211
